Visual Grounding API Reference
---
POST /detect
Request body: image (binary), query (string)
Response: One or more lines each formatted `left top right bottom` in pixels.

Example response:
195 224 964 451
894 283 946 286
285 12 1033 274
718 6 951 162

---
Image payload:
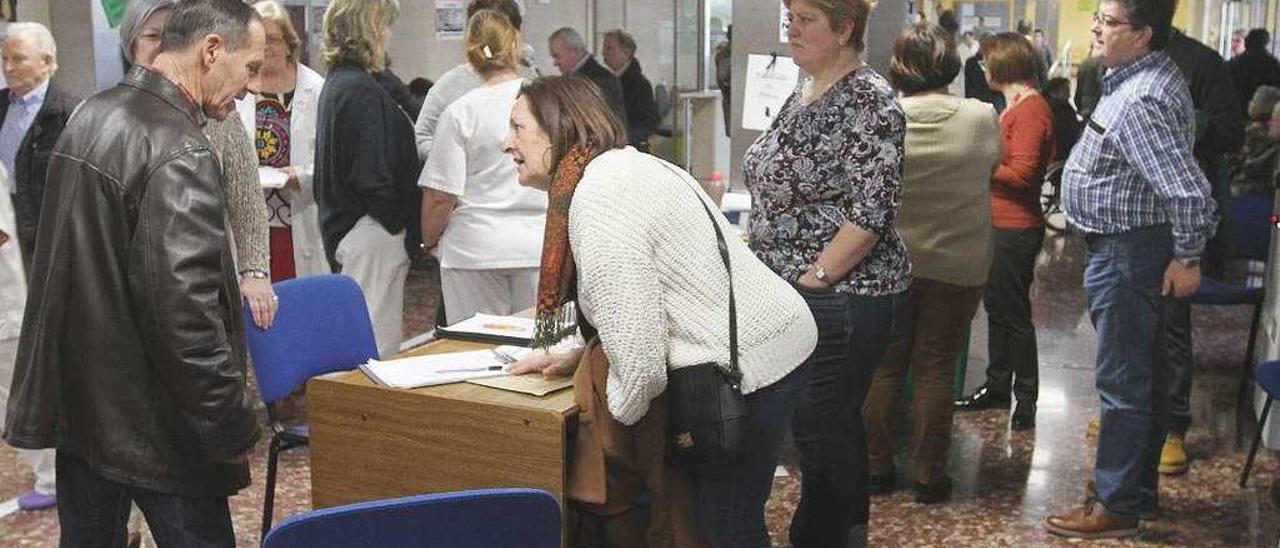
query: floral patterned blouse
742 66 911 296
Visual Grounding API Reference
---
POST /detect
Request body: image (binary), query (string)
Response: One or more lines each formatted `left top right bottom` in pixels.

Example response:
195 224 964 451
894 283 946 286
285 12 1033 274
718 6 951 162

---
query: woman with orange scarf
503 76 816 547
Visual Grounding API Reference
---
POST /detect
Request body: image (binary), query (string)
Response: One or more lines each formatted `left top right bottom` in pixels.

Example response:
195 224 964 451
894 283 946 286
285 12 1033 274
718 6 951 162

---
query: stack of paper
360 349 508 389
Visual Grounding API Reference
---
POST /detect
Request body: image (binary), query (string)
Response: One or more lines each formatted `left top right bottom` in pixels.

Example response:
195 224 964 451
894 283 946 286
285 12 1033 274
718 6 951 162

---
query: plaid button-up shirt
1062 51 1217 260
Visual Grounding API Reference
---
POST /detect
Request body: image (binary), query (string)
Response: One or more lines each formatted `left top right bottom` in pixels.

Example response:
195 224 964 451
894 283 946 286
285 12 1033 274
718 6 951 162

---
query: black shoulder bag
665 165 749 468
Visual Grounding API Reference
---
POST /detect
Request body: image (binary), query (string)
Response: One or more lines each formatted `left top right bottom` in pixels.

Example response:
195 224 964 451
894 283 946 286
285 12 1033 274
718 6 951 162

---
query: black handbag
665 165 748 468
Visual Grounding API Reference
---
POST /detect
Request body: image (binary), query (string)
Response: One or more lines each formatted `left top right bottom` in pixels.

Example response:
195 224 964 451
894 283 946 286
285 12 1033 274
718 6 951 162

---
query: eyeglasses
1092 12 1133 29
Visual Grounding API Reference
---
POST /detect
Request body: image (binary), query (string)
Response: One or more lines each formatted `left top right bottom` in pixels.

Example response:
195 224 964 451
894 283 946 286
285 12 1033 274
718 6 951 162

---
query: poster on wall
741 53 800 132
436 0 465 41
779 4 789 43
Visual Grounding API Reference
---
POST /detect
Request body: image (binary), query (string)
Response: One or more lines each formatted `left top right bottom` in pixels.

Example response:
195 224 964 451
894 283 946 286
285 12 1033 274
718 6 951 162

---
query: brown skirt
566 338 706 548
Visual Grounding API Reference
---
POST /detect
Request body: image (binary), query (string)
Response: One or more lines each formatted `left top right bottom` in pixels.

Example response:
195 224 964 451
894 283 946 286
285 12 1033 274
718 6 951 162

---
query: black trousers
56 452 235 548
1165 299 1193 436
788 286 901 547
983 226 1044 404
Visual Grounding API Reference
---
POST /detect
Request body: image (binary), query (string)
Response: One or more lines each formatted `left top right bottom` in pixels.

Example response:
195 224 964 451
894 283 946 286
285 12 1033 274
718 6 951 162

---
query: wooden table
308 338 578 510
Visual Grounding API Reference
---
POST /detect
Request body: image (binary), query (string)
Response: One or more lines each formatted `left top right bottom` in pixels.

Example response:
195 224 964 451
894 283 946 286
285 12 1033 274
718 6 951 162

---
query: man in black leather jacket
2 1 265 544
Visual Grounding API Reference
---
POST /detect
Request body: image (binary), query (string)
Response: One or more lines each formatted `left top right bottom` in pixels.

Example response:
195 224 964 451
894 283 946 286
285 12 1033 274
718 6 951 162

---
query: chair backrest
1256 360 1280 398
1231 195 1273 263
243 274 378 405
262 488 561 548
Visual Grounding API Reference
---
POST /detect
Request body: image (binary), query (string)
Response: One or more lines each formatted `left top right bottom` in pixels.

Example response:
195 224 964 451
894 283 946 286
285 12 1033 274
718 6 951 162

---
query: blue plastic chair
1240 360 1280 487
261 488 561 548
1190 196 1272 407
242 274 379 539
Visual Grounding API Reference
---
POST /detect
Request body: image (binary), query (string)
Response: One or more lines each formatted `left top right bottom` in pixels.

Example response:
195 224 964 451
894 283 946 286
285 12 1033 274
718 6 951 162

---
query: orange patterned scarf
533 146 595 348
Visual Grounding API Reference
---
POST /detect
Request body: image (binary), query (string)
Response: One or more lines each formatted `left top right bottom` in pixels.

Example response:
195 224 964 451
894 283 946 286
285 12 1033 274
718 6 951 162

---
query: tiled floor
2 233 1278 547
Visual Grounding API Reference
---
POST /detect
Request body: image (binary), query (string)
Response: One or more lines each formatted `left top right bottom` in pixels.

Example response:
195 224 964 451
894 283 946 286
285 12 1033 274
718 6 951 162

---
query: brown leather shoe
1084 479 1158 521
1044 501 1139 539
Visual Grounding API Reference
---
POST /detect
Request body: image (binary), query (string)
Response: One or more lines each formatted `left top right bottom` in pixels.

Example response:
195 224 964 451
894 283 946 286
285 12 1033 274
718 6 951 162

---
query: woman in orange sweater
955 32 1055 430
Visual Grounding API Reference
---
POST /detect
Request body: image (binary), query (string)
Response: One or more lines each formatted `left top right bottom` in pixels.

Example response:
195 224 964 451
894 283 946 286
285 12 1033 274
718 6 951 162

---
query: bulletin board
955 0 1015 34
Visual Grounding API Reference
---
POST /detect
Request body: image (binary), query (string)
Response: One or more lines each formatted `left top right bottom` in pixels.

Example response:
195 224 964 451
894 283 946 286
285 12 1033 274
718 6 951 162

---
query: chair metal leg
261 435 282 541
1241 396 1272 488
1237 305 1263 409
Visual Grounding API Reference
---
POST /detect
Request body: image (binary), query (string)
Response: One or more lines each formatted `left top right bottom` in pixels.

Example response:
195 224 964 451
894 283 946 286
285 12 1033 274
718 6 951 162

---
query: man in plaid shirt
1047 0 1216 539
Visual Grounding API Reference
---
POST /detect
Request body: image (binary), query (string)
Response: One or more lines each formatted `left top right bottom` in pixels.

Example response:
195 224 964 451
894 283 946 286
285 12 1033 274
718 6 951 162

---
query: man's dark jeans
789 286 901 547
1084 226 1172 516
56 452 235 548
984 226 1045 405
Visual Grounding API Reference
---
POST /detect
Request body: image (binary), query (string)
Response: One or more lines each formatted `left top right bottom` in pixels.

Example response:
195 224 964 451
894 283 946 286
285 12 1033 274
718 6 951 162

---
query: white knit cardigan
570 148 818 425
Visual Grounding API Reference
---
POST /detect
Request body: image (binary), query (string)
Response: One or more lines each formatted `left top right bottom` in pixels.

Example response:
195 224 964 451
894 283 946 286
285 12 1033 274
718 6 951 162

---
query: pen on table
437 365 505 374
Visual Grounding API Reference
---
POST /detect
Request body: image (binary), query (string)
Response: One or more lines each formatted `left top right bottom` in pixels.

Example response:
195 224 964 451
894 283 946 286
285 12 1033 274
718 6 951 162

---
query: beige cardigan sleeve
204 115 270 274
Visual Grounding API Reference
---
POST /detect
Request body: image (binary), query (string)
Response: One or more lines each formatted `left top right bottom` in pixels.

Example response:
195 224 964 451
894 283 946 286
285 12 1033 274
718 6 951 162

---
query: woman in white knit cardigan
504 76 817 547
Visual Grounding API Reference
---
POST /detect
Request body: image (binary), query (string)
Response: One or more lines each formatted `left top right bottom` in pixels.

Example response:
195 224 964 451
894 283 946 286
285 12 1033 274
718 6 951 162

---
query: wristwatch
1175 257 1201 269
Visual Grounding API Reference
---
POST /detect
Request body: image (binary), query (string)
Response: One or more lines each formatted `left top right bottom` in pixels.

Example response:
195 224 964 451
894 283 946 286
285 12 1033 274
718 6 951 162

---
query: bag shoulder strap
660 161 741 387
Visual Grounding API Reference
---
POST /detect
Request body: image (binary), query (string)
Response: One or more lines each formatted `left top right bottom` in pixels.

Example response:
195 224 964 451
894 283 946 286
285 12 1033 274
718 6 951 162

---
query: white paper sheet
258 167 288 189
360 349 508 389
741 54 800 132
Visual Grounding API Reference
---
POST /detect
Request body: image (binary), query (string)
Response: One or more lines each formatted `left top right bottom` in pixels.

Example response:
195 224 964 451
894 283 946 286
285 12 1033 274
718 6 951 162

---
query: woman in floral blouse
742 0 909 545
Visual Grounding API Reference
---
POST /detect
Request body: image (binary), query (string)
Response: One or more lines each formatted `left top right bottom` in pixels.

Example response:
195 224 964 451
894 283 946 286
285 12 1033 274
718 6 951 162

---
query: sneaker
1044 501 1140 539
17 490 56 511
1159 435 1189 476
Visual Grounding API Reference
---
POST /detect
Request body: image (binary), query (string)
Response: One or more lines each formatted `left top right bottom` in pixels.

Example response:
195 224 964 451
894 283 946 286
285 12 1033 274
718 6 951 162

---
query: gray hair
158 0 259 57
5 22 57 72
119 0 178 64
549 27 585 52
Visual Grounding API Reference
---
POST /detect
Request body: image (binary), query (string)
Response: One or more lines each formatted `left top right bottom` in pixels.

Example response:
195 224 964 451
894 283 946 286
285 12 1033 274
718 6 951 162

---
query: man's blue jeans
1084 226 1172 517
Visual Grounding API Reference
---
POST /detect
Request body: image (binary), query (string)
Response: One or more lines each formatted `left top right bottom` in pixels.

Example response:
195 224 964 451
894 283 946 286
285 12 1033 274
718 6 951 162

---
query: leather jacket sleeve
129 148 259 463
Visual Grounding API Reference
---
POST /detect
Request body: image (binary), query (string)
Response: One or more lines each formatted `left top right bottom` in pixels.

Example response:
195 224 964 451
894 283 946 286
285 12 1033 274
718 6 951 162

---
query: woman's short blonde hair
254 0 301 64
464 10 520 76
782 0 876 53
322 0 399 72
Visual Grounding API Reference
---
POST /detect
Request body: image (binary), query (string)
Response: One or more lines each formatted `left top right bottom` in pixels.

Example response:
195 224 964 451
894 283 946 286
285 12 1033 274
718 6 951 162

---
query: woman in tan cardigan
120 0 277 329
863 22 1001 504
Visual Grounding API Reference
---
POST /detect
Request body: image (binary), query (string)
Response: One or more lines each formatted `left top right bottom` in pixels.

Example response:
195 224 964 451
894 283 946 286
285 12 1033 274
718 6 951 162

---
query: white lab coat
236 63 330 276
0 163 24 340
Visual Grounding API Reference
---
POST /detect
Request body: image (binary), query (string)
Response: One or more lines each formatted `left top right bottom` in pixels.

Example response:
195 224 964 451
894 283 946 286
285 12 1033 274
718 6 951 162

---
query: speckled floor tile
3 236 1279 547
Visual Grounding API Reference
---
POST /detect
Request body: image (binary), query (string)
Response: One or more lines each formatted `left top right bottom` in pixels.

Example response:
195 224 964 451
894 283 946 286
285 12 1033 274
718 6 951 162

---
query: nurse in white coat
419 11 547 324
236 0 329 279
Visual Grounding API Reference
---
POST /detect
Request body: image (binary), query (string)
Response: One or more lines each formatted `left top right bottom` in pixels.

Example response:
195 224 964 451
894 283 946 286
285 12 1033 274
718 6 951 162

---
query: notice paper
258 167 288 189
361 349 508 389
741 53 801 132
